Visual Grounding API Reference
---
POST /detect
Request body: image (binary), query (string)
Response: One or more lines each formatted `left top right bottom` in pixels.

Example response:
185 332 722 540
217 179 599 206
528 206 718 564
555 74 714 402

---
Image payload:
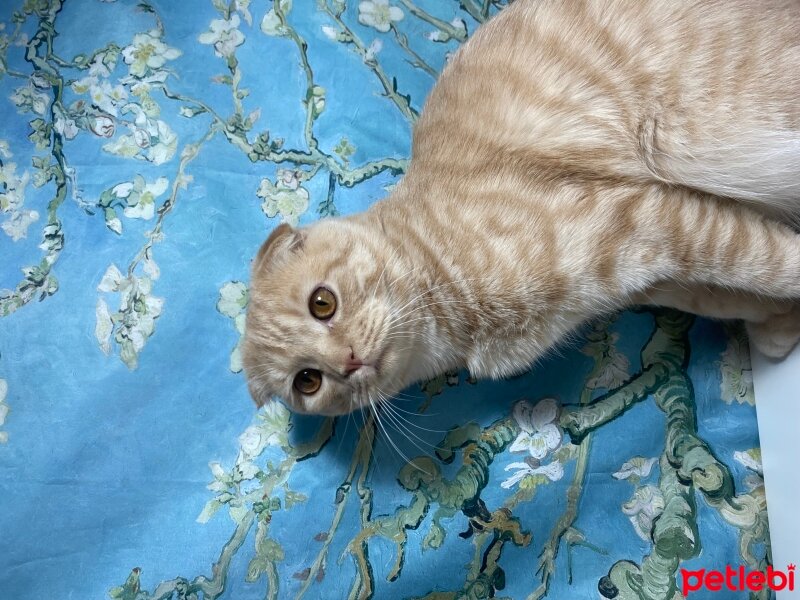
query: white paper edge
751 341 800 599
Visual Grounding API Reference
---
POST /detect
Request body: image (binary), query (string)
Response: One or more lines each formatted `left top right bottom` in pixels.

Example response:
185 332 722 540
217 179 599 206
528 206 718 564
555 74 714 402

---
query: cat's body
243 0 800 416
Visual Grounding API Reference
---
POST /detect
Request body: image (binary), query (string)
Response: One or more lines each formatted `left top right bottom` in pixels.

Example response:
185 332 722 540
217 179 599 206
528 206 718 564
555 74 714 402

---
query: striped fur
244 0 800 415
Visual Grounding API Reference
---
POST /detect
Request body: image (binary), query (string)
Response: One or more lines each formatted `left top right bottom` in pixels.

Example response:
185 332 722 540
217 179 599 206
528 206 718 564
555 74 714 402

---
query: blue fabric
0 1 769 599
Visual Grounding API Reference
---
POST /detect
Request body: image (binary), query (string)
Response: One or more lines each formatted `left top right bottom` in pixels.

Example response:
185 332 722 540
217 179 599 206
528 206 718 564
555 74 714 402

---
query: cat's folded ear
252 223 305 274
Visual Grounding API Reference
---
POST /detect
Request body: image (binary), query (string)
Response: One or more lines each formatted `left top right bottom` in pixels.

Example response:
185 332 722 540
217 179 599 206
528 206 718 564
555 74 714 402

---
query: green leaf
103 207 122 235
283 489 306 508
28 118 51 150
197 498 223 524
228 502 249 524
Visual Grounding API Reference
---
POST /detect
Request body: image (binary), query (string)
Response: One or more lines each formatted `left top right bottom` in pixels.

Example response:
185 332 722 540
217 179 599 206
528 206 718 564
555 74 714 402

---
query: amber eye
293 369 322 395
309 286 337 320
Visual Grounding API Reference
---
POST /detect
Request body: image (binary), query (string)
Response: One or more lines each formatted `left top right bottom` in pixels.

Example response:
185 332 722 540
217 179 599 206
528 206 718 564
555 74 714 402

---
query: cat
243 0 800 416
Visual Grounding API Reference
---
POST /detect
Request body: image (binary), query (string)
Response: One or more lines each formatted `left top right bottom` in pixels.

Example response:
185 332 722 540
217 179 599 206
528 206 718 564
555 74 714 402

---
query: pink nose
344 357 364 376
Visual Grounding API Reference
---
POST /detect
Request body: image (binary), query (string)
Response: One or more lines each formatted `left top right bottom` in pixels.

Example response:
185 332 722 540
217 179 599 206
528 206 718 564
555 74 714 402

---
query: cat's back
407 0 799 200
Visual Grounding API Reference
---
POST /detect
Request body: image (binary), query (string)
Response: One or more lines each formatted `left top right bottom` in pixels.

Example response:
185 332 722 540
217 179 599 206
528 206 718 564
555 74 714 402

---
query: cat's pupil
308 286 337 320
294 368 322 394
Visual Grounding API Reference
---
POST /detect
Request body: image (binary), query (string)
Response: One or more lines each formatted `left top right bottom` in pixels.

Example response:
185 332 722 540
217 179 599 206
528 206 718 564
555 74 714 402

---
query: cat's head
242 219 418 416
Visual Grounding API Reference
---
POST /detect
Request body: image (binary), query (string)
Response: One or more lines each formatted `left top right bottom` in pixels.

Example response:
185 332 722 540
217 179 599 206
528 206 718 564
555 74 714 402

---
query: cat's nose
344 349 365 377
344 358 364 376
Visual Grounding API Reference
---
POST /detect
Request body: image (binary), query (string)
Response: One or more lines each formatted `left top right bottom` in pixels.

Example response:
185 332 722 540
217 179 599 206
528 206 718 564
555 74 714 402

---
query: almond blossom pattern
613 456 658 483
0 2 770 600
622 485 666 541
121 30 182 78
358 0 404 33
509 398 563 460
217 281 249 373
0 145 38 241
199 15 246 58
501 457 564 489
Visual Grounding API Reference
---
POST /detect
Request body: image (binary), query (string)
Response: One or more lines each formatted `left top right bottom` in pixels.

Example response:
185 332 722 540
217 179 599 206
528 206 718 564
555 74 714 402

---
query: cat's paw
746 304 800 359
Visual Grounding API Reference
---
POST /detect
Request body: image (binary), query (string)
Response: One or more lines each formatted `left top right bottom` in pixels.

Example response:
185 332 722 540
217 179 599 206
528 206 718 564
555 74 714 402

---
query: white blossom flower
622 485 665 541
142 255 160 280
733 448 762 473
30 72 51 90
261 0 292 36
256 171 310 226
106 216 122 234
0 163 29 211
199 15 245 58
95 269 163 368
365 38 383 61
234 455 259 481
238 403 289 457
209 461 225 479
98 263 126 293
53 106 78 140
426 17 465 41
122 71 169 95
89 115 116 138
0 160 38 241
734 448 764 490
322 25 339 40
207 461 228 492
121 30 181 78
450 17 467 33
10 85 49 115
71 75 97 95
277 169 300 190
89 80 128 116
112 175 168 221
425 30 446 42
95 298 114 355
128 293 163 353
509 398 563 460
217 281 249 318
146 120 177 164
501 458 564 489
2 209 39 241
54 114 78 140
613 457 658 482
230 312 246 372
358 0 404 33
103 111 177 165
88 53 117 78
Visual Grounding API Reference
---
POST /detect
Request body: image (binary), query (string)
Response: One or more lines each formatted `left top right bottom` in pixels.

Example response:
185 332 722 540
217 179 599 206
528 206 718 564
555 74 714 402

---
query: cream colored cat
243 0 800 416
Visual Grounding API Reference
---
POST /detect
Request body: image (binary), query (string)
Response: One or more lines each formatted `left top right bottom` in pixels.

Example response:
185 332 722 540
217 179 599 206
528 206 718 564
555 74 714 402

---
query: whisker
380 402 448 433
389 276 488 317
369 397 419 470
377 394 451 452
370 245 401 304
380 399 440 419
385 265 421 289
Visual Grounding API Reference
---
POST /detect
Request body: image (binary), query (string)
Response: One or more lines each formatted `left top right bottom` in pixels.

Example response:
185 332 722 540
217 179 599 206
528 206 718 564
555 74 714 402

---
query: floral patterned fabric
0 1 770 599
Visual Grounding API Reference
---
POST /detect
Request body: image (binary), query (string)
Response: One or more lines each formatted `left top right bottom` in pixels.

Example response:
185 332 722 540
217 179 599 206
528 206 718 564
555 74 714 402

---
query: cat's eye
309 286 337 320
293 369 322 395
